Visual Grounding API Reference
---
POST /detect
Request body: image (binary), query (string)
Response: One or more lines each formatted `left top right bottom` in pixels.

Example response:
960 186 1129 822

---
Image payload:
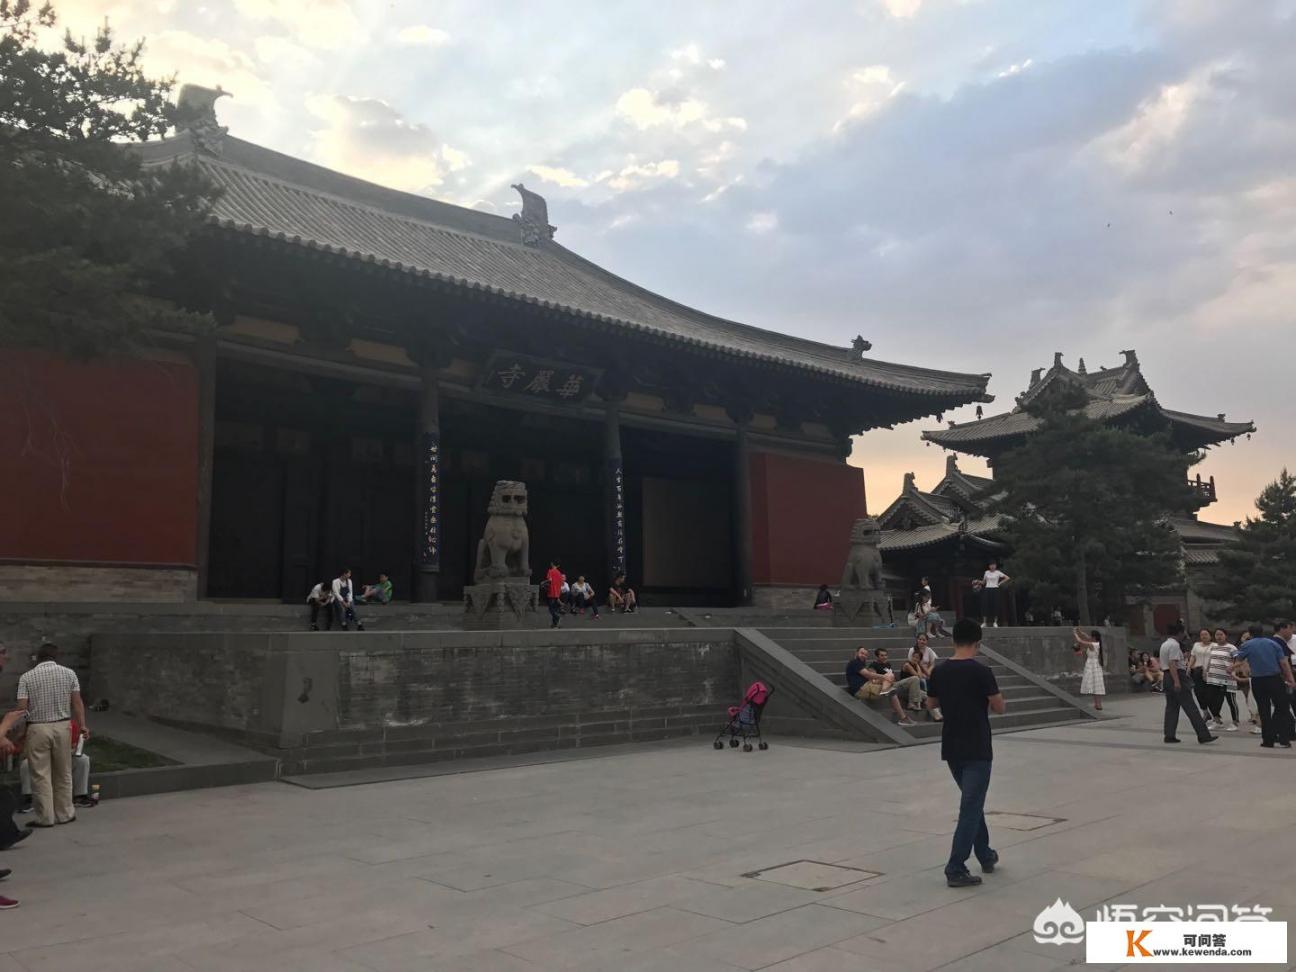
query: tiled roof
925 352 1254 453
1169 516 1240 544
1183 548 1221 566
1159 408 1255 439
879 515 1004 554
924 395 1150 446
139 132 994 403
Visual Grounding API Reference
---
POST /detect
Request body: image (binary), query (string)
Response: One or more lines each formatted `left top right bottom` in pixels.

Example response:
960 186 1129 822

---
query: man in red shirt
545 561 565 629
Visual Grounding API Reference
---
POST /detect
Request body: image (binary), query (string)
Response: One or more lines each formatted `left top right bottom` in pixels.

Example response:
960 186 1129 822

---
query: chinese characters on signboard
610 459 626 575
419 432 440 570
479 354 601 404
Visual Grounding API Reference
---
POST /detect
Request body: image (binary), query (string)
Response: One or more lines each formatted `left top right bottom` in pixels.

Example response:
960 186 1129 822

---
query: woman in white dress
1073 627 1106 710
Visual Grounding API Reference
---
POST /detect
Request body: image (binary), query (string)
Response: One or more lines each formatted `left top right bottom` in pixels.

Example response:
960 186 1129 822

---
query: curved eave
1161 408 1255 447
210 219 991 415
880 529 1006 555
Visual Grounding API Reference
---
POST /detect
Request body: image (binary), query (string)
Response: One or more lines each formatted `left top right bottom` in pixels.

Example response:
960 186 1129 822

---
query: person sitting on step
359 574 393 604
569 576 601 618
608 573 637 613
845 646 919 727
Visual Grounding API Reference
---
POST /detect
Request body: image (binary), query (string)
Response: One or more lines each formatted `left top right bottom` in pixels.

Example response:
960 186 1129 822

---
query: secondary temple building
879 350 1253 632
0 90 993 608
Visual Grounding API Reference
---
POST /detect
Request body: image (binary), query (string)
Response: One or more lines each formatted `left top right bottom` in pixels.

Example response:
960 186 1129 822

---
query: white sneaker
1223 724 1238 732
992 621 999 628
897 717 915 727
1250 725 1263 735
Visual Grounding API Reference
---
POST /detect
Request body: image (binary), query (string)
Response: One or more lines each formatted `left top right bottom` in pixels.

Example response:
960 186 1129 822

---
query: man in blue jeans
926 618 1005 888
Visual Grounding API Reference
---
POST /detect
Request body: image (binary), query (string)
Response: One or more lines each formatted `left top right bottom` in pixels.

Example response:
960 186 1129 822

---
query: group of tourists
543 563 637 628
0 643 91 910
1159 620 1296 747
844 633 944 726
305 569 392 631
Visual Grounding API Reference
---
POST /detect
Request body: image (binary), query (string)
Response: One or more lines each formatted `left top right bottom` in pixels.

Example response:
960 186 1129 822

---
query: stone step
901 706 1084 738
819 672 1040 697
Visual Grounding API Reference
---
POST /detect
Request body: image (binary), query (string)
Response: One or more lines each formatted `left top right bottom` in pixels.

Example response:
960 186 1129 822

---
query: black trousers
548 597 563 627
309 601 334 629
979 587 1000 622
1164 678 1211 741
0 787 21 850
1252 675 1293 745
1204 684 1239 723
1190 668 1211 712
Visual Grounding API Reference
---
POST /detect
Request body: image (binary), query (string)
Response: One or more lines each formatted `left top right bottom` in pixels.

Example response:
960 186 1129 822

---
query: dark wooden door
209 453 284 598
280 455 322 602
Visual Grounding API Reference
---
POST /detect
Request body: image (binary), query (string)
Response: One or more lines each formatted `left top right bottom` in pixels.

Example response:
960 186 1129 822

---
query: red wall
750 451 867 585
0 350 199 565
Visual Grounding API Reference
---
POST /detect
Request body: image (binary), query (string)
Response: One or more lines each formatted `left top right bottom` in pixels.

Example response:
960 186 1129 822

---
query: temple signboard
479 353 601 404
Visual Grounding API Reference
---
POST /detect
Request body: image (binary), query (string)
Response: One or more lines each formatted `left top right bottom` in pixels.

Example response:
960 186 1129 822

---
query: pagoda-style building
0 88 993 608
877 455 1010 621
888 350 1253 632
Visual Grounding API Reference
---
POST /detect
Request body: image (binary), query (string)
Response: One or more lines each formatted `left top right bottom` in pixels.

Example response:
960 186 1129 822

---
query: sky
48 0 1294 524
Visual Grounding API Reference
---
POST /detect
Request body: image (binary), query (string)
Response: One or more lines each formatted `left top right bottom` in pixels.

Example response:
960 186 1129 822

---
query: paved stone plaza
2 694 1293 971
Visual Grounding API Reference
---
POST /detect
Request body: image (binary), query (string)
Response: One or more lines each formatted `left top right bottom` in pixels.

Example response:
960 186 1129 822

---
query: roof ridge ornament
511 183 556 245
175 84 230 156
850 335 872 359
1121 348 1139 368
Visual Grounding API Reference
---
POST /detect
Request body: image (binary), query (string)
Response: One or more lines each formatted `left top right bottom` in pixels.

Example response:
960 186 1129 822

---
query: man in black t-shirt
925 618 1005 888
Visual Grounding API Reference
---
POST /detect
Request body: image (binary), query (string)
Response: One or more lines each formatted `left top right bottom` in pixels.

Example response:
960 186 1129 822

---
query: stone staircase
759 627 1097 740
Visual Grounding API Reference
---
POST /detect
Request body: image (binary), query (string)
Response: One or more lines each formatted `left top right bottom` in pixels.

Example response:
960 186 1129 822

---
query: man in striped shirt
14 644 88 828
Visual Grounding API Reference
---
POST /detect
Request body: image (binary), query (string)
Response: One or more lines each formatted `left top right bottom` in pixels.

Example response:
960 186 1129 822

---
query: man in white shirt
977 562 1010 628
331 569 365 632
15 643 89 827
1160 623 1216 745
306 581 334 631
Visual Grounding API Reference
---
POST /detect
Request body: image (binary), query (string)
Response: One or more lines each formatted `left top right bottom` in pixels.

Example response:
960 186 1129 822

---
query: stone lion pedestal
463 480 540 629
463 580 540 630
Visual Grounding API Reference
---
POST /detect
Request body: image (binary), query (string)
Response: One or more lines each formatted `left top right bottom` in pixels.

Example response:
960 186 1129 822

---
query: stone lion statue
473 480 530 583
835 516 889 627
841 517 883 592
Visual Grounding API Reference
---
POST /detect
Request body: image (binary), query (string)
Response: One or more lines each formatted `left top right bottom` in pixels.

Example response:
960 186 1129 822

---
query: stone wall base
751 584 822 611
0 564 195 603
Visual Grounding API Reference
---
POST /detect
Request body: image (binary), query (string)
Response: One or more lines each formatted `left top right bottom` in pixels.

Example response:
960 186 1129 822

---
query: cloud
615 87 708 128
530 165 590 188
881 0 923 18
232 0 361 50
398 25 452 46
746 211 778 234
138 30 274 109
838 65 906 126
305 94 469 193
601 159 680 191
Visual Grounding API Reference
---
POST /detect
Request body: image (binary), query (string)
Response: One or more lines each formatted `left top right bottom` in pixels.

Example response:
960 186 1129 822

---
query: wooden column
729 408 754 607
193 332 216 600
604 398 626 587
414 364 441 602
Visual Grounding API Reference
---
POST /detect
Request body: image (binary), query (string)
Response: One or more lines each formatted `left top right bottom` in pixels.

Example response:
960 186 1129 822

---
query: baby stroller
713 681 773 752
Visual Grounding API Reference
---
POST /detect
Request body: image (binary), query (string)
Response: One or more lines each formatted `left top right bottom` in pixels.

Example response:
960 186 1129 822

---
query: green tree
1200 470 1296 624
0 0 218 357
993 383 1196 625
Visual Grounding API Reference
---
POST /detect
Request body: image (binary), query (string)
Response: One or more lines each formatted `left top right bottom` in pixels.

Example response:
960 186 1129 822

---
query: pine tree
0 0 219 357
992 382 1196 625
1201 470 1296 624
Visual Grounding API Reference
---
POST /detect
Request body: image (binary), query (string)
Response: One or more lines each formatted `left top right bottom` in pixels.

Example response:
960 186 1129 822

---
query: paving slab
1 694 1293 970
